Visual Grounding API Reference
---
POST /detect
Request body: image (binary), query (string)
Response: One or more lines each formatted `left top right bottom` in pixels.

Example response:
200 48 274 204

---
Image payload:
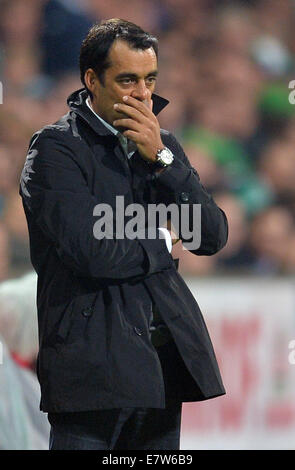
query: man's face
87 39 158 127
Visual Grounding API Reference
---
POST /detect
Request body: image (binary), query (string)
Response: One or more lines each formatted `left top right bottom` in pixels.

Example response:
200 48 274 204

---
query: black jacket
19 88 228 412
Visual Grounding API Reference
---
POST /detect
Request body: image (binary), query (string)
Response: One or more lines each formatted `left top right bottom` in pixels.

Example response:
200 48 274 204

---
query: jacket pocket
56 292 98 344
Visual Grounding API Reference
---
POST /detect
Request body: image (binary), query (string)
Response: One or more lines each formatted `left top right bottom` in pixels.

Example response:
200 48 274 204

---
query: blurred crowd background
1 0 295 280
1 0 295 449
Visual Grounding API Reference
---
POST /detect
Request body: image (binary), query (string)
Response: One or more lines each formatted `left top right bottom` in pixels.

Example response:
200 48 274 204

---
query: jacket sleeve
152 132 228 255
19 129 174 280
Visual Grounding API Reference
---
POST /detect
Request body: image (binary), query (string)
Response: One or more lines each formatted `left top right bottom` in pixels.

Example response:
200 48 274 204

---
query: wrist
149 143 165 163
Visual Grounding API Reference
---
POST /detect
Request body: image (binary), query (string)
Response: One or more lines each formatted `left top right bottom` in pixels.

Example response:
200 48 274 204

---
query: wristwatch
154 147 174 168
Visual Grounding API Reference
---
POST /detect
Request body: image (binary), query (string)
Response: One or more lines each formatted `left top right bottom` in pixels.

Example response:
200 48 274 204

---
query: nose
130 79 148 102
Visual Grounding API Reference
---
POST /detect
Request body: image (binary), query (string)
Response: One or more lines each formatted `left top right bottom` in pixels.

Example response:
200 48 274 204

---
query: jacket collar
67 88 169 137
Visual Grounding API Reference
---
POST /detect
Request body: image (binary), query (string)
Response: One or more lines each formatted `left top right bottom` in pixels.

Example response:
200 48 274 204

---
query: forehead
107 40 157 76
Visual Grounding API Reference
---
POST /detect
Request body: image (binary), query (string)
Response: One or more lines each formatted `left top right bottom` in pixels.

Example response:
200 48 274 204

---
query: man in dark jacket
19 19 228 450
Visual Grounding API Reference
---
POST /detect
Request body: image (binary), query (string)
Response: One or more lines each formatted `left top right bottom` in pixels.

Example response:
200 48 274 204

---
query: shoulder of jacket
30 112 82 147
160 129 184 154
160 128 172 139
160 128 181 144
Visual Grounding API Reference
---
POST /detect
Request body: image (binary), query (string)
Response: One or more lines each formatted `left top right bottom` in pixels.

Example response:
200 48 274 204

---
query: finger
113 118 142 131
122 95 152 117
122 130 143 143
114 103 150 124
145 89 153 111
168 227 180 242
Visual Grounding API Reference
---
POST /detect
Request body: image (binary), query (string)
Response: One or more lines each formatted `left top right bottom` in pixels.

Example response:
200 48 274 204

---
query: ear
84 68 99 95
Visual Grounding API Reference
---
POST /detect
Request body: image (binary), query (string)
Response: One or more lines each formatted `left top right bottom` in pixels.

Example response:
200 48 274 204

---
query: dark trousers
48 340 191 450
48 403 182 450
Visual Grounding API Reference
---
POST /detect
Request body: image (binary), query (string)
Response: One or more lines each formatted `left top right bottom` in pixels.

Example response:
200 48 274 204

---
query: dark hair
79 18 158 95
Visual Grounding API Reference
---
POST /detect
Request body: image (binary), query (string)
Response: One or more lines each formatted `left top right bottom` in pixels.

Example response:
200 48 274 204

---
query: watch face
159 148 173 165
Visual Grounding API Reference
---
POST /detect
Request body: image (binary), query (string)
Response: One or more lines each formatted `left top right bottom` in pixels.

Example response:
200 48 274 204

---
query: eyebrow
115 70 158 80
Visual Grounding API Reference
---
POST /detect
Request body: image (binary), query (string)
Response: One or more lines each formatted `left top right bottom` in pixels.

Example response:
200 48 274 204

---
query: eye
120 78 136 85
145 77 156 85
